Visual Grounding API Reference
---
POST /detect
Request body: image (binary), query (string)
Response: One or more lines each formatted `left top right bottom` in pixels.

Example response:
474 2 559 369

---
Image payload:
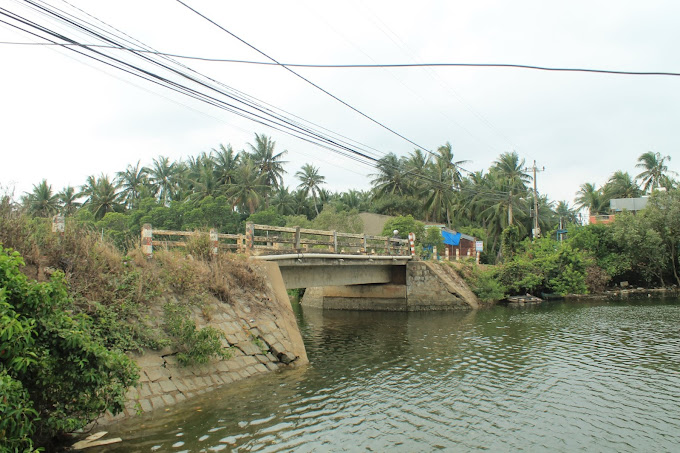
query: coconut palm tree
603 171 641 200
24 179 59 217
148 156 179 205
228 157 265 214
554 200 580 225
370 153 408 198
271 186 296 216
422 159 456 225
212 143 239 187
116 161 148 209
436 142 468 188
489 151 530 226
57 185 81 215
404 148 431 194
295 163 326 215
574 182 604 216
635 151 677 193
248 133 287 206
84 175 123 220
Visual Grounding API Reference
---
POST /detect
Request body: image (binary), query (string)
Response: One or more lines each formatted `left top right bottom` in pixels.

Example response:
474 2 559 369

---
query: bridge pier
302 284 408 310
300 262 481 311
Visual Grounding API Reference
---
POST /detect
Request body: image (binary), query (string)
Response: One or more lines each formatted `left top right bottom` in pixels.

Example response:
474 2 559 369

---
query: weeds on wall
163 303 231 365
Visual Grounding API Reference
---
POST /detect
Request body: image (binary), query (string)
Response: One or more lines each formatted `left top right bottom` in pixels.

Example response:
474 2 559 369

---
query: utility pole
528 160 545 240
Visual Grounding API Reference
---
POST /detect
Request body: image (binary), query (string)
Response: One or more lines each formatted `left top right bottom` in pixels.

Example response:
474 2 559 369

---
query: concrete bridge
141 223 481 310
252 253 411 289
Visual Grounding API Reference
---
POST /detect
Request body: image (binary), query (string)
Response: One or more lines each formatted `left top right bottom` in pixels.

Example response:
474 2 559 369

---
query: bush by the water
0 246 138 451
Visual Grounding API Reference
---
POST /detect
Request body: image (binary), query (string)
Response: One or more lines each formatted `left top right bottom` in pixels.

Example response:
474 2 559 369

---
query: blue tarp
441 230 461 246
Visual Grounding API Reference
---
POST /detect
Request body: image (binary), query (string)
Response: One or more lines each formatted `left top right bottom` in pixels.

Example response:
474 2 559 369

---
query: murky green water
103 299 680 452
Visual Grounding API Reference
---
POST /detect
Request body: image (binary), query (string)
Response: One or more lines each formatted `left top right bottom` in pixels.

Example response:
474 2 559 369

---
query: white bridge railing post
142 223 153 259
210 228 218 257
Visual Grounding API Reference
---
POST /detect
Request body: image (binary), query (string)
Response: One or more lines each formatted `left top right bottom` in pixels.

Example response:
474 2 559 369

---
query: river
103 299 680 452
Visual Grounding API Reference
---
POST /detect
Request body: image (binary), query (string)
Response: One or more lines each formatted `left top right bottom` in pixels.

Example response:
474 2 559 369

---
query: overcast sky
1 0 679 208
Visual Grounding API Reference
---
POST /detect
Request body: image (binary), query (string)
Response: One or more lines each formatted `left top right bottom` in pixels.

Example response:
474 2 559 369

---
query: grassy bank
0 200 270 450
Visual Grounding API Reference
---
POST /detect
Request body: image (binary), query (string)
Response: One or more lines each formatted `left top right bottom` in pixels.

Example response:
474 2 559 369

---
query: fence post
362 234 367 254
476 251 481 265
432 246 438 261
210 229 218 257
408 232 416 258
245 223 254 254
141 223 153 259
333 230 338 253
294 226 301 252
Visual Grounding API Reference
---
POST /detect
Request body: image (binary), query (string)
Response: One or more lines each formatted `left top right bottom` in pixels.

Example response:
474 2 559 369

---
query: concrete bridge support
300 261 481 311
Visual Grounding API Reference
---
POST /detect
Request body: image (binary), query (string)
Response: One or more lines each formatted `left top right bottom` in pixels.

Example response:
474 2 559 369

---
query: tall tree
603 171 641 200
296 163 326 215
575 182 604 217
148 156 179 205
271 186 296 216
422 159 456 225
248 133 287 206
24 179 59 217
85 175 123 220
490 151 530 226
57 185 81 215
635 151 677 193
436 142 468 188
370 153 408 198
212 144 239 187
554 200 580 225
228 156 265 214
116 160 148 209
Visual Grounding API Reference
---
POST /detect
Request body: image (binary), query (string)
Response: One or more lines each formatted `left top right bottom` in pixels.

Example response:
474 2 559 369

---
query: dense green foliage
19 132 678 264
0 247 138 450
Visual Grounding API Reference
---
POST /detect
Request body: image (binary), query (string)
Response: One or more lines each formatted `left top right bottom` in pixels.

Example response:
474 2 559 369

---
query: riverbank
0 211 307 441
566 286 680 301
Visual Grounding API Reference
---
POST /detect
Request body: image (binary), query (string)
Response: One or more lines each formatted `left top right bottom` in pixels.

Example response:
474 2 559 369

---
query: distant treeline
15 133 678 263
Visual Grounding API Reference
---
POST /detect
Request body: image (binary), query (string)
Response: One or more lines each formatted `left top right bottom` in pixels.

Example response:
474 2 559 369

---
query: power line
5 40 680 77
175 0 435 155
1 1 518 200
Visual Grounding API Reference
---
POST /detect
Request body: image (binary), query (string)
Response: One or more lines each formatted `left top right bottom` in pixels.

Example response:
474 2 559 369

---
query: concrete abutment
300 261 481 311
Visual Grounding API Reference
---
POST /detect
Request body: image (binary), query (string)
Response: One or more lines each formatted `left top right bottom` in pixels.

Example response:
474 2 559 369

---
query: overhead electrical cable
2 0 517 197
5 40 680 77
28 0 390 162
175 0 435 154
6 0 386 168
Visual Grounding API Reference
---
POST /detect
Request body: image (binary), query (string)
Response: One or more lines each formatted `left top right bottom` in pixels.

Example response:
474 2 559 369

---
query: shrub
381 215 425 241
0 246 138 449
163 303 230 365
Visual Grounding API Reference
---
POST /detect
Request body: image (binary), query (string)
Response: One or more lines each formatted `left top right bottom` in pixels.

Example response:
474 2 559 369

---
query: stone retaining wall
100 261 307 424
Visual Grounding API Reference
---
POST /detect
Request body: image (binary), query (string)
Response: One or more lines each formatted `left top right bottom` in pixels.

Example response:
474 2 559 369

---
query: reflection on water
104 300 680 452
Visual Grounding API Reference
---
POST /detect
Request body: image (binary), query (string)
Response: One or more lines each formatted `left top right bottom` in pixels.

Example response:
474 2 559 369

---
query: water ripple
102 300 680 452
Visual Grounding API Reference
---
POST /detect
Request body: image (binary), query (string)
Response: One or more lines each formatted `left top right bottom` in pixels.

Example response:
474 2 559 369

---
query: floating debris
71 432 123 450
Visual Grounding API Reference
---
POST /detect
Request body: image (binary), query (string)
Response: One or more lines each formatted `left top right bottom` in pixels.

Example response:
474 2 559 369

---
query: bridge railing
141 224 245 257
140 223 411 258
245 223 410 256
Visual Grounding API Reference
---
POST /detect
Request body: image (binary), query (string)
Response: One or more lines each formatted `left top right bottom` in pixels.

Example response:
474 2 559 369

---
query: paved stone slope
100 261 306 424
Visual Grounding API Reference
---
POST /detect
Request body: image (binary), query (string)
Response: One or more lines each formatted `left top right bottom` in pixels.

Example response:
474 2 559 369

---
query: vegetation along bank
3 134 680 449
